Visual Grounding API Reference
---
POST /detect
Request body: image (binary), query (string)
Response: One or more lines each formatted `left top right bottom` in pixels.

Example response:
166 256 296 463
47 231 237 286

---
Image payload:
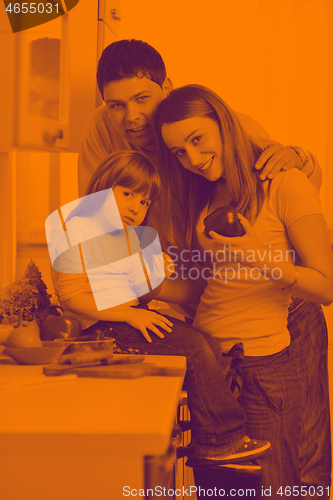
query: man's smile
127 124 149 133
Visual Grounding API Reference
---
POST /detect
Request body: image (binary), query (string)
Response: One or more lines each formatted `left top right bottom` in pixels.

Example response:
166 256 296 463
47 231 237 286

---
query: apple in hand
204 206 245 238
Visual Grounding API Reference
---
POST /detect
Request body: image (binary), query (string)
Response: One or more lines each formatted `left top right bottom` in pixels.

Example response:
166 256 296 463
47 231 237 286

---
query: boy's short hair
97 39 167 99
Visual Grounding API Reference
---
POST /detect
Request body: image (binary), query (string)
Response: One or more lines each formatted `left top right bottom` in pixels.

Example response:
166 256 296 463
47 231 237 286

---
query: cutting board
43 358 184 379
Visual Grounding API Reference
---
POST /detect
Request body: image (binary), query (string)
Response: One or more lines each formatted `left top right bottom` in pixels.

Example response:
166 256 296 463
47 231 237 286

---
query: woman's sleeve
271 169 323 227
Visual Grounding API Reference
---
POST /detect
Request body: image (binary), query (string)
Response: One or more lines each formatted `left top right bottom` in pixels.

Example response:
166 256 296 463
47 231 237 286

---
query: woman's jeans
84 308 247 448
235 299 331 499
236 347 302 497
287 298 331 496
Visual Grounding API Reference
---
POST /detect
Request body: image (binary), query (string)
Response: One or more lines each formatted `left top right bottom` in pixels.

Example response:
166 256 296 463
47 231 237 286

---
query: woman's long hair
155 85 265 250
65 150 161 223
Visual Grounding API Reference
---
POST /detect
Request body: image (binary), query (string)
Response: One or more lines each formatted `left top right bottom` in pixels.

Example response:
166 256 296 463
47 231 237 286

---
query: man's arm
235 111 322 191
78 106 130 197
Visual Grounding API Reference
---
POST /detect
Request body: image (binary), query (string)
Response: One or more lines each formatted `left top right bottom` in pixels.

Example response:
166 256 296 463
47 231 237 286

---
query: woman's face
161 116 224 182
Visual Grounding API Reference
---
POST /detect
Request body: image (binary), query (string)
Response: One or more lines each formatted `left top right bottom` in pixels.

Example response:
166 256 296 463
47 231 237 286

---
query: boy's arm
64 293 173 343
235 111 322 191
64 294 136 322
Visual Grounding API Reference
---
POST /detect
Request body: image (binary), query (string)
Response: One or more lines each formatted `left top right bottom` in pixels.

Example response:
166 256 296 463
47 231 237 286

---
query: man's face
103 76 170 151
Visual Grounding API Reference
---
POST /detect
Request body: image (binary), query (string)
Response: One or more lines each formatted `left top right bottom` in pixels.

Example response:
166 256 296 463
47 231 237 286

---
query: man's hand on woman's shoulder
255 143 307 181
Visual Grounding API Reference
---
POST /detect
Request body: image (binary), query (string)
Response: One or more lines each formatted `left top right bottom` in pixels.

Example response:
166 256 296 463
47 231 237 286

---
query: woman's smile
198 155 215 173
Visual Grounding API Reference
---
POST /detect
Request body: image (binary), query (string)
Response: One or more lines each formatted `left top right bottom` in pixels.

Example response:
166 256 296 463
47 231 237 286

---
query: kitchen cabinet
0 354 186 500
0 0 119 288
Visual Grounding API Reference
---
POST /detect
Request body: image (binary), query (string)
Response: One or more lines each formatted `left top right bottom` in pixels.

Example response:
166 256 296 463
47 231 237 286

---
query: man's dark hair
97 39 167 99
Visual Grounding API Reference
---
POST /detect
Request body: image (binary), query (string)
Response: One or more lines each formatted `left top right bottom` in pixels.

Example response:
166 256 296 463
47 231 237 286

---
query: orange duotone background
0 0 333 497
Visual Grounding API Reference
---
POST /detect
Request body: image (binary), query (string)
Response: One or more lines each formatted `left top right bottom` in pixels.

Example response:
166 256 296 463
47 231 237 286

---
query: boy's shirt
50 221 149 328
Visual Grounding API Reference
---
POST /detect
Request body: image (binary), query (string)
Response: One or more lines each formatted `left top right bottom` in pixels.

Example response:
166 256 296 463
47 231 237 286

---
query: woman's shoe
185 458 262 477
191 436 271 465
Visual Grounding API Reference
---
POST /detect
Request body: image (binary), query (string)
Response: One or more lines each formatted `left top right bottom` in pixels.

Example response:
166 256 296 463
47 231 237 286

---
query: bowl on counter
4 341 67 365
0 324 14 346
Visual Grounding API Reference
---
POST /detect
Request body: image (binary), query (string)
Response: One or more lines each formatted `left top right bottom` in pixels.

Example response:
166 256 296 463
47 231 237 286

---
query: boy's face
113 186 151 226
103 76 171 152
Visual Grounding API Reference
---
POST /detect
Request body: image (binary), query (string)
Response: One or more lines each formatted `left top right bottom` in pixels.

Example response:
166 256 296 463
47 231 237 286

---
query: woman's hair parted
154 85 265 250
65 151 161 223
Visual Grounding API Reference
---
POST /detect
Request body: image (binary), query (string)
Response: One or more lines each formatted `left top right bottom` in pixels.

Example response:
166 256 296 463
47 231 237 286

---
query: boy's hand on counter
127 309 173 343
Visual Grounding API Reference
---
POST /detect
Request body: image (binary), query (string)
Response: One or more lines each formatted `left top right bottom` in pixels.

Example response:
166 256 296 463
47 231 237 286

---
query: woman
154 85 333 494
48 149 271 466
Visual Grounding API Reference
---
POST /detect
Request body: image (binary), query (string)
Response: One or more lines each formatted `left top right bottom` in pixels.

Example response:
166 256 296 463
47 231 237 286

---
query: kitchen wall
120 0 332 221
15 150 79 292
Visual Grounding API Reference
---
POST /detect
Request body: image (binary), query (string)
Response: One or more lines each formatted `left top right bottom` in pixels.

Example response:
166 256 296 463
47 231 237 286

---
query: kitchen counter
0 353 186 500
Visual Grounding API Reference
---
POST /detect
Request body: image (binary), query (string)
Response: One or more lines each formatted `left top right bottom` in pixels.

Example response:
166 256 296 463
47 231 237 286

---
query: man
78 40 321 198
78 39 330 493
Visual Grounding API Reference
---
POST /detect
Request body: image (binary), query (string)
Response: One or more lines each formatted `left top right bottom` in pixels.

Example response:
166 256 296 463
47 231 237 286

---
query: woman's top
193 169 323 356
50 217 146 329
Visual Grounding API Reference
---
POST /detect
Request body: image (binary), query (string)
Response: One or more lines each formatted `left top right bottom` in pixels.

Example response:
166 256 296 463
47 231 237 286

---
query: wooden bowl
4 341 67 365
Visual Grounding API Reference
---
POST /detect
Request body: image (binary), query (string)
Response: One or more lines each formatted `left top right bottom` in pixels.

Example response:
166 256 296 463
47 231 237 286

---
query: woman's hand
209 214 264 267
127 309 173 343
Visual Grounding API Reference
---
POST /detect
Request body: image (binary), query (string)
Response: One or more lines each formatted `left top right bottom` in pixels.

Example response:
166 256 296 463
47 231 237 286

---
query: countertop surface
0 353 186 457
